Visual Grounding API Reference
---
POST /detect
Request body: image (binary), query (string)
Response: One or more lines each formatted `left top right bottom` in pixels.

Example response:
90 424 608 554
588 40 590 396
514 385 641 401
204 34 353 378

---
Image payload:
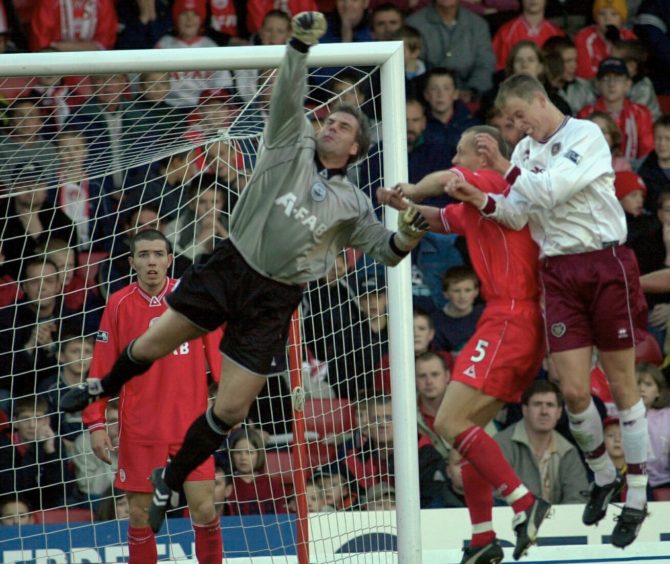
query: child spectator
485 106 525 151
603 416 625 473
574 0 636 80
615 170 646 219
10 395 70 510
636 363 670 491
433 266 484 353
322 0 373 44
422 68 479 166
163 174 228 263
503 40 572 116
578 58 655 165
638 115 670 214
0 496 35 526
361 481 395 511
246 0 317 35
235 11 292 103
542 36 596 115
587 111 633 172
225 427 287 515
122 71 189 165
55 126 114 249
398 25 425 93
413 309 436 356
29 0 118 52
492 0 565 72
0 162 77 281
40 328 93 441
311 463 357 510
612 39 661 120
70 399 118 500
213 464 233 517
288 479 330 513
37 238 86 313
155 0 233 109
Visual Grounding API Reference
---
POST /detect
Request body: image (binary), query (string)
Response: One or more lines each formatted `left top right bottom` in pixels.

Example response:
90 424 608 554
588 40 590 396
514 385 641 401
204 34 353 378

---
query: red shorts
540 245 647 353
115 439 215 493
451 301 544 404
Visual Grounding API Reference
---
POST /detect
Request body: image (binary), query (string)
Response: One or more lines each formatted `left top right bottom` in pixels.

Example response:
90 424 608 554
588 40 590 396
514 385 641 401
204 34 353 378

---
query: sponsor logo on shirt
96 330 109 343
275 192 328 239
564 150 582 164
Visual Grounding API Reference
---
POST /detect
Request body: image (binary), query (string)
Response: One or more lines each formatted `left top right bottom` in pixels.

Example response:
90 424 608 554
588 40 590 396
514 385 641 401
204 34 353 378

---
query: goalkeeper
61 11 428 533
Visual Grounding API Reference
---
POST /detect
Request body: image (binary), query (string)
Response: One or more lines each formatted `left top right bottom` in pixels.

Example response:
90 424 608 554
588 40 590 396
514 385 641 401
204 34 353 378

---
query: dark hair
128 228 172 256
396 24 422 50
262 9 291 25
505 40 546 78
521 379 563 407
415 351 447 370
612 39 648 67
19 256 59 283
423 67 459 91
637 363 670 409
13 395 49 419
588 110 623 152
653 114 670 132
328 103 371 163
542 35 576 56
413 307 434 328
463 124 511 160
442 265 479 291
187 172 220 199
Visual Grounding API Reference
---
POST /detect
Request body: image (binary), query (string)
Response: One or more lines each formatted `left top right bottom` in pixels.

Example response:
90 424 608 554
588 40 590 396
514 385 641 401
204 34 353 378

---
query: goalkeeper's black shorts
167 239 304 376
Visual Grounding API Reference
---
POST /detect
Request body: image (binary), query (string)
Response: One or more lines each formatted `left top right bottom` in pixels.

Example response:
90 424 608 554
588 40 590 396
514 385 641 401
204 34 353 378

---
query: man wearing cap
574 0 637 80
578 58 654 164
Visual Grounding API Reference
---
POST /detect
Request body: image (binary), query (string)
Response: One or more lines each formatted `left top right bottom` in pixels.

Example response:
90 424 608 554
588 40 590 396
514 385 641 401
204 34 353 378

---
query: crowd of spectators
1 0 670 527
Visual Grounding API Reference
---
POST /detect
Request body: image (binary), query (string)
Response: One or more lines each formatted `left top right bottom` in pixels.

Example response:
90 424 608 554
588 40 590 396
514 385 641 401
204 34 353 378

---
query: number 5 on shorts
470 339 490 362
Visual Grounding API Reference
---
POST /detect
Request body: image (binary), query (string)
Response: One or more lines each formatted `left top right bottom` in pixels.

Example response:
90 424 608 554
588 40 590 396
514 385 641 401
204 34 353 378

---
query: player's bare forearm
416 205 443 233
408 170 458 201
640 269 670 293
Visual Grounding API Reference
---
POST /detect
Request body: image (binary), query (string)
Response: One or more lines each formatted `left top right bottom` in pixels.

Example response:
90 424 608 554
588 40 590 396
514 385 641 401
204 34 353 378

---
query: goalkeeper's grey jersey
229 43 403 286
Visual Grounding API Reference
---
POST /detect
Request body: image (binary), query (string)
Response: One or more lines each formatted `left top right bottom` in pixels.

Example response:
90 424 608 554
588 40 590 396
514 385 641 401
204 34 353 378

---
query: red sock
455 426 534 514
461 459 496 548
128 526 157 564
194 517 223 564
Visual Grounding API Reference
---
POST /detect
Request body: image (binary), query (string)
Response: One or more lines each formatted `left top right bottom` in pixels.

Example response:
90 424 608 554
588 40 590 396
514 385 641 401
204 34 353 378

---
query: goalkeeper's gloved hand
292 11 327 46
394 206 429 250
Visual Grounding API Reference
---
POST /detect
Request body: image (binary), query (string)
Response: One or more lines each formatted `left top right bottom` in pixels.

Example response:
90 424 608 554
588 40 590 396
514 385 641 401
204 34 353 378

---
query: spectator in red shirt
247 0 318 34
574 0 636 80
492 0 565 72
29 0 118 52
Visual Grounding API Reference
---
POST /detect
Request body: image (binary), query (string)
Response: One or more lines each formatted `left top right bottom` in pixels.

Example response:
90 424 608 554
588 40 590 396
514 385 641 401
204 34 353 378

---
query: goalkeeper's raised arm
264 12 327 147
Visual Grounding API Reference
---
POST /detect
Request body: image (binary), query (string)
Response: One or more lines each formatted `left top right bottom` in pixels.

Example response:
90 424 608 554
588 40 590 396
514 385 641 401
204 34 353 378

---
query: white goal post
0 41 421 562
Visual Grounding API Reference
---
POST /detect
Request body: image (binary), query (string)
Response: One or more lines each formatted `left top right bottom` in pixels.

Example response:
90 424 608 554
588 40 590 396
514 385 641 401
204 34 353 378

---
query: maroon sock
194 517 223 564
455 426 534 514
461 459 496 548
128 526 157 564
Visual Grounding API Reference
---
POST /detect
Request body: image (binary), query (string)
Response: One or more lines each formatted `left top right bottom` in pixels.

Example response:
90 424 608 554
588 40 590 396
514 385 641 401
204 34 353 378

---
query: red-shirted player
378 125 549 564
83 229 223 564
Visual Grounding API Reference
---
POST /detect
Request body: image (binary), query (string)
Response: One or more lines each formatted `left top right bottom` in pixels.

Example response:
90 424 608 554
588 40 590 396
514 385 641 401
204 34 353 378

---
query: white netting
0 48 411 562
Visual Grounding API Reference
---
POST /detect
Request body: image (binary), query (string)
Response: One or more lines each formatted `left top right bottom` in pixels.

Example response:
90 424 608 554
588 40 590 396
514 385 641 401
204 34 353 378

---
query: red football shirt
439 167 541 303
83 278 222 444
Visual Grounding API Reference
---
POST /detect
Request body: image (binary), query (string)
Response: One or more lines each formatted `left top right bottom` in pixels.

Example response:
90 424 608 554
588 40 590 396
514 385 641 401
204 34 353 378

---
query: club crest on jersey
563 150 582 164
551 142 561 156
96 330 109 343
311 181 327 202
551 322 566 338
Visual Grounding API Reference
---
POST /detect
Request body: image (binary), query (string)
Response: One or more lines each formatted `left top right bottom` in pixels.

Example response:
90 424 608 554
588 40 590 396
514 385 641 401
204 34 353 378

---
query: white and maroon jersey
155 34 233 108
29 0 118 52
485 117 627 258
83 278 223 444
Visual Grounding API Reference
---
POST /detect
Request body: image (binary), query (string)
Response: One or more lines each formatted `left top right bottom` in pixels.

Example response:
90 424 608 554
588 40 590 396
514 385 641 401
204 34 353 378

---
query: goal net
0 43 420 563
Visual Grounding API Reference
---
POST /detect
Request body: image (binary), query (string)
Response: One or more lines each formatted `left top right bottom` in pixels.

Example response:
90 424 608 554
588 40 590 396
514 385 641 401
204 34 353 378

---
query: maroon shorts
115 439 215 493
451 301 544 404
540 245 647 353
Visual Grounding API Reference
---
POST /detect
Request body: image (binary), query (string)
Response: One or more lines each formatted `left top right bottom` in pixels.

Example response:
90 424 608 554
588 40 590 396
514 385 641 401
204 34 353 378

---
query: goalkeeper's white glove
292 12 327 46
394 206 429 250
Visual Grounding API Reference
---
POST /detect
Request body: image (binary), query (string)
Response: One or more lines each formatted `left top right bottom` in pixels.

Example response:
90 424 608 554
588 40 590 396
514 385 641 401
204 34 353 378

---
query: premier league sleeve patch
563 150 582 165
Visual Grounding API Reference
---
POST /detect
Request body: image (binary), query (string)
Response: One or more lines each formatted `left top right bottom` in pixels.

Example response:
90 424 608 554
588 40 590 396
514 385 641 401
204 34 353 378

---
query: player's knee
560 383 590 412
128 503 149 528
434 410 458 444
189 498 217 525
212 403 248 427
